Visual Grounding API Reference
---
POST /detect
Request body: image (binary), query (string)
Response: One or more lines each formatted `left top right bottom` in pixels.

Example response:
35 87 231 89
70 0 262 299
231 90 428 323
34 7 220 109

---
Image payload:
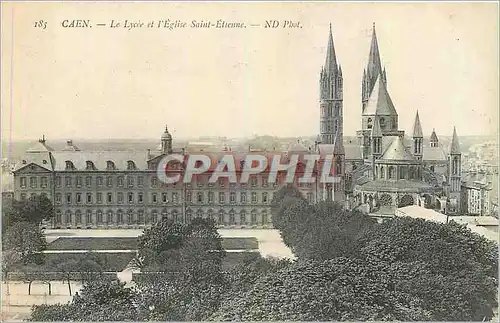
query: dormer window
127 161 136 170
22 160 27 164
86 161 96 170
106 161 116 170
42 160 47 164
65 161 75 170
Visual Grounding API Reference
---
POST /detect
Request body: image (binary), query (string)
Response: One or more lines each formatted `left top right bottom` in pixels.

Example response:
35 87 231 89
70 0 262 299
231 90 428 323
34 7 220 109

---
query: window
65 211 72 224
86 161 95 170
55 193 62 204
251 210 257 225
230 192 236 203
106 176 113 188
251 176 257 187
20 177 27 188
117 210 124 224
97 176 103 187
197 192 204 203
85 176 92 187
240 210 246 225
262 192 268 203
117 176 124 187
128 192 134 204
151 176 157 187
75 211 82 224
76 176 82 187
379 117 386 129
55 176 61 188
240 192 247 203
186 191 192 203
137 176 144 187
97 210 103 224
172 192 178 204
128 176 134 188
262 177 268 187
219 192 225 204
106 161 115 170
30 177 37 188
252 192 257 203
65 161 74 170
262 210 268 225
56 210 62 223
138 192 144 203
97 192 103 204
164 209 170 222
41 177 48 188
152 193 157 204
229 210 235 225
218 210 225 224
66 193 72 204
85 193 92 204
127 210 134 224
127 161 136 170
76 193 82 204
86 210 92 224
208 191 214 203
218 178 224 187
118 192 124 204
162 193 168 203
151 210 158 223
138 210 144 224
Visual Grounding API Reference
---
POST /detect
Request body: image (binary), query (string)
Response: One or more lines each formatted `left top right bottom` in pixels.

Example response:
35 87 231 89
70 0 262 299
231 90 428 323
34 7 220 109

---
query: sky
1 2 498 141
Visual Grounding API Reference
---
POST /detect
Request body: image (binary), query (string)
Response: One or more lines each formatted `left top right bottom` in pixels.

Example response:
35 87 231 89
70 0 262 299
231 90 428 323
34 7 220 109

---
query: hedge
43 252 136 272
47 237 138 251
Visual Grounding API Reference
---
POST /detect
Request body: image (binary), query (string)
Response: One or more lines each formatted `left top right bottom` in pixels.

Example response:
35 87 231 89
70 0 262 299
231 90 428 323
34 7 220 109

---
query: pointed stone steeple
332 127 345 155
324 23 338 76
367 22 383 82
412 111 423 138
450 126 461 154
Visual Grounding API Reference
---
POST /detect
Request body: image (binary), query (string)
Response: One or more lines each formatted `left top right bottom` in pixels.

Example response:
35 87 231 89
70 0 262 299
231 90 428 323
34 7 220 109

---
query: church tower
448 126 462 211
161 125 173 154
412 111 423 160
361 23 387 112
319 24 343 146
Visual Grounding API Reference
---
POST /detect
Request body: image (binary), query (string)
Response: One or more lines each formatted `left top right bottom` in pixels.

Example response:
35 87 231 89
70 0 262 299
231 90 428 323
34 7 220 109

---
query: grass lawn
47 237 259 251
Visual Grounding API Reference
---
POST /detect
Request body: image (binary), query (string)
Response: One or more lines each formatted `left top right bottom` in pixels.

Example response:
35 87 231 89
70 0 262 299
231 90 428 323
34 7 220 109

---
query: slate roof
50 151 150 171
26 141 54 153
412 111 423 137
362 76 398 117
422 146 447 161
380 136 416 161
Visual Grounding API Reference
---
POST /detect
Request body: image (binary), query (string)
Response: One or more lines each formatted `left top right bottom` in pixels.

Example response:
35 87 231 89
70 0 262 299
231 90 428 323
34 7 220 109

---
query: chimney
67 140 73 146
147 149 151 159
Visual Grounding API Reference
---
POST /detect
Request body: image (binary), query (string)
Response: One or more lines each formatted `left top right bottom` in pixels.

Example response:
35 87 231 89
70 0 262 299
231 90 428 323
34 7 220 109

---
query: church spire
367 22 383 81
412 110 423 138
450 126 461 154
324 23 338 76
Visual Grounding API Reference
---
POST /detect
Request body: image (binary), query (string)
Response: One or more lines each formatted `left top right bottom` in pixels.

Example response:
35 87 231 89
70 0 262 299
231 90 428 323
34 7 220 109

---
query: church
315 23 463 215
11 23 464 230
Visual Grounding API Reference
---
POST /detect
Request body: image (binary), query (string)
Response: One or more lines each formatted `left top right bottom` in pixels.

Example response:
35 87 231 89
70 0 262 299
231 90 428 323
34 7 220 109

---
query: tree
2 221 47 265
270 184 307 222
2 250 21 295
29 280 140 321
19 194 55 223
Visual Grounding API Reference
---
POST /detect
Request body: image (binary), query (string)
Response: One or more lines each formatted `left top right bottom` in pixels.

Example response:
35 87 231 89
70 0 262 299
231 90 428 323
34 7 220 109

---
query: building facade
13 23 466 229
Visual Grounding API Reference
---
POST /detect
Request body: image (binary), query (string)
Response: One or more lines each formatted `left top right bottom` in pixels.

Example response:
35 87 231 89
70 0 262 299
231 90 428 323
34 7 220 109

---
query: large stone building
326 23 464 214
12 23 465 228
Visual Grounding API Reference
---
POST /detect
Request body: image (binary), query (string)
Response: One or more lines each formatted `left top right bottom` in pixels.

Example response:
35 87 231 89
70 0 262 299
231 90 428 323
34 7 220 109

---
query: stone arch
398 194 414 208
379 194 392 206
